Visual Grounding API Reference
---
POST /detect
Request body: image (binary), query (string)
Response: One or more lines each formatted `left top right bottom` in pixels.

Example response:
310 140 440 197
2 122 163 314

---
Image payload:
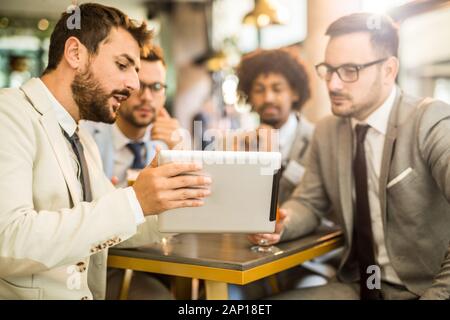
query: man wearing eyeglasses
82 46 181 187
253 13 450 300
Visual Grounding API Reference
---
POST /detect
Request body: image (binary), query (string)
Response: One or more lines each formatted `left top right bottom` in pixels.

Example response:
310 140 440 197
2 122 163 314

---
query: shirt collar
279 112 298 146
38 78 77 137
351 86 397 135
112 122 151 151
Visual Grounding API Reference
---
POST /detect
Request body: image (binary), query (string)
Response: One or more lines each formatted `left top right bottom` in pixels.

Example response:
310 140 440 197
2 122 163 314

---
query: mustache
111 89 131 99
260 103 278 112
134 105 156 113
329 91 351 100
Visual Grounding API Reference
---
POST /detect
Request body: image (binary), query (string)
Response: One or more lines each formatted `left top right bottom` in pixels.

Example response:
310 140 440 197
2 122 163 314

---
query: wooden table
107 228 343 299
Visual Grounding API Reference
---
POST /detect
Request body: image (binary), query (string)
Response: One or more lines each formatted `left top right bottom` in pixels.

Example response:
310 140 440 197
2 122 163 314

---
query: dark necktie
64 129 93 202
353 124 381 300
126 142 146 169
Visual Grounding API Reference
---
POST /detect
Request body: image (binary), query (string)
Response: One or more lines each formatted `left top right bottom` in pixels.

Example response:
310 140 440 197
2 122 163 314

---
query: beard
260 116 280 127
258 103 286 128
258 103 280 127
330 75 383 119
71 67 129 123
118 104 155 128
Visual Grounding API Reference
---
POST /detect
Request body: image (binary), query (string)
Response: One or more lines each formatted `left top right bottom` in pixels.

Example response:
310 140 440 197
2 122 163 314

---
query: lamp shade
242 0 287 28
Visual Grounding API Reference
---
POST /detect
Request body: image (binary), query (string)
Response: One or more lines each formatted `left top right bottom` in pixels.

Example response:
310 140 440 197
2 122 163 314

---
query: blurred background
1 0 450 133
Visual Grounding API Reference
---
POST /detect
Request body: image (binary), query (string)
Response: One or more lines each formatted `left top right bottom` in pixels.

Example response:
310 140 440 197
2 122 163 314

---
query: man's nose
327 71 344 92
125 70 140 92
263 90 276 103
140 86 154 102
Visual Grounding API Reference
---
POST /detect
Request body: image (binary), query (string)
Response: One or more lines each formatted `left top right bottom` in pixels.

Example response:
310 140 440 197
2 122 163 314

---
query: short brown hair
44 3 152 74
236 49 311 111
326 13 399 57
142 45 166 67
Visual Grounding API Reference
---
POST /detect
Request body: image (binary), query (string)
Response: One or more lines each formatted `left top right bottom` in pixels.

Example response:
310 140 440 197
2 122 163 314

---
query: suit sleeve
80 132 169 249
418 101 450 299
0 97 138 278
281 123 332 241
114 216 178 249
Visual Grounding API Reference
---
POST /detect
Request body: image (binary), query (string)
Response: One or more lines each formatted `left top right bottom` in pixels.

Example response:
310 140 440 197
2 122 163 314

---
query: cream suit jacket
0 78 163 300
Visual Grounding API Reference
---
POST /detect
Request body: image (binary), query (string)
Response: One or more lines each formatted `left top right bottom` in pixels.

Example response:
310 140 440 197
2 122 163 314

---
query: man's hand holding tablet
132 149 212 215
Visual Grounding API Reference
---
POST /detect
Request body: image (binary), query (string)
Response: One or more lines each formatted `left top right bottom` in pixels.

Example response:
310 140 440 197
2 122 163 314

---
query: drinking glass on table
126 169 140 187
250 208 282 254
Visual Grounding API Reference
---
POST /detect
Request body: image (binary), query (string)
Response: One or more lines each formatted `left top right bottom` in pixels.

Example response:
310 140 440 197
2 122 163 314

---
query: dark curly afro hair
236 49 311 111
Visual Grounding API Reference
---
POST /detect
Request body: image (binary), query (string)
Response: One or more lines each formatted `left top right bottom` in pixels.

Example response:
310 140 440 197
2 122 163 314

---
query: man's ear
64 36 87 70
384 56 399 85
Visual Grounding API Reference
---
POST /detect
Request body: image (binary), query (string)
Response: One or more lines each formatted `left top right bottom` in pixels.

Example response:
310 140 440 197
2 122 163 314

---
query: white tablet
157 150 282 233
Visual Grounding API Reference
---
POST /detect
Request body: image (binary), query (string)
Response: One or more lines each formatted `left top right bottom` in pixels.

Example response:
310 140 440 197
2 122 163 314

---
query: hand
111 176 119 186
247 208 288 246
256 124 276 152
151 107 181 149
224 130 252 152
132 148 212 216
229 124 276 152
225 128 265 152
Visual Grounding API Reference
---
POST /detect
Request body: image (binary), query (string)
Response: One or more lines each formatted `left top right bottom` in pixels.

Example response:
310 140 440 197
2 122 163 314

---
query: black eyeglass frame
139 81 168 94
315 57 389 83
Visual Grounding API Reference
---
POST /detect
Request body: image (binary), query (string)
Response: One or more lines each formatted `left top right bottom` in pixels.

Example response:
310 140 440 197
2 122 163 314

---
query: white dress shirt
111 123 152 188
351 86 403 285
278 112 298 163
39 79 145 225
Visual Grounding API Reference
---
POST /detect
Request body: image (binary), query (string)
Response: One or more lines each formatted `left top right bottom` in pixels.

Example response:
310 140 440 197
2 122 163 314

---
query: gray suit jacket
278 115 314 205
281 89 450 299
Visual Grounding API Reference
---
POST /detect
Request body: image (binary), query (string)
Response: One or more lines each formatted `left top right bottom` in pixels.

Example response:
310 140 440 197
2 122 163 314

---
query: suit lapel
287 115 311 163
21 78 82 205
288 123 305 162
337 119 354 241
379 89 403 228
40 114 82 203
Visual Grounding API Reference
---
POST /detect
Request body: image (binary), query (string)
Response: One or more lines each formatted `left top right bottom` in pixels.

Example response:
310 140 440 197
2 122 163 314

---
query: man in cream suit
0 3 210 300
82 46 181 299
251 13 450 300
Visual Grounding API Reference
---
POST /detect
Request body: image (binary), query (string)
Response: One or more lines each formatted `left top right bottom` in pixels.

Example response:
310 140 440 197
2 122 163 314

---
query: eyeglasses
315 58 389 83
139 81 167 95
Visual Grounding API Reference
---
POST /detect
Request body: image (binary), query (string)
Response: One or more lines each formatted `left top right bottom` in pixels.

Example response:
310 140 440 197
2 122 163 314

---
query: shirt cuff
124 186 145 225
